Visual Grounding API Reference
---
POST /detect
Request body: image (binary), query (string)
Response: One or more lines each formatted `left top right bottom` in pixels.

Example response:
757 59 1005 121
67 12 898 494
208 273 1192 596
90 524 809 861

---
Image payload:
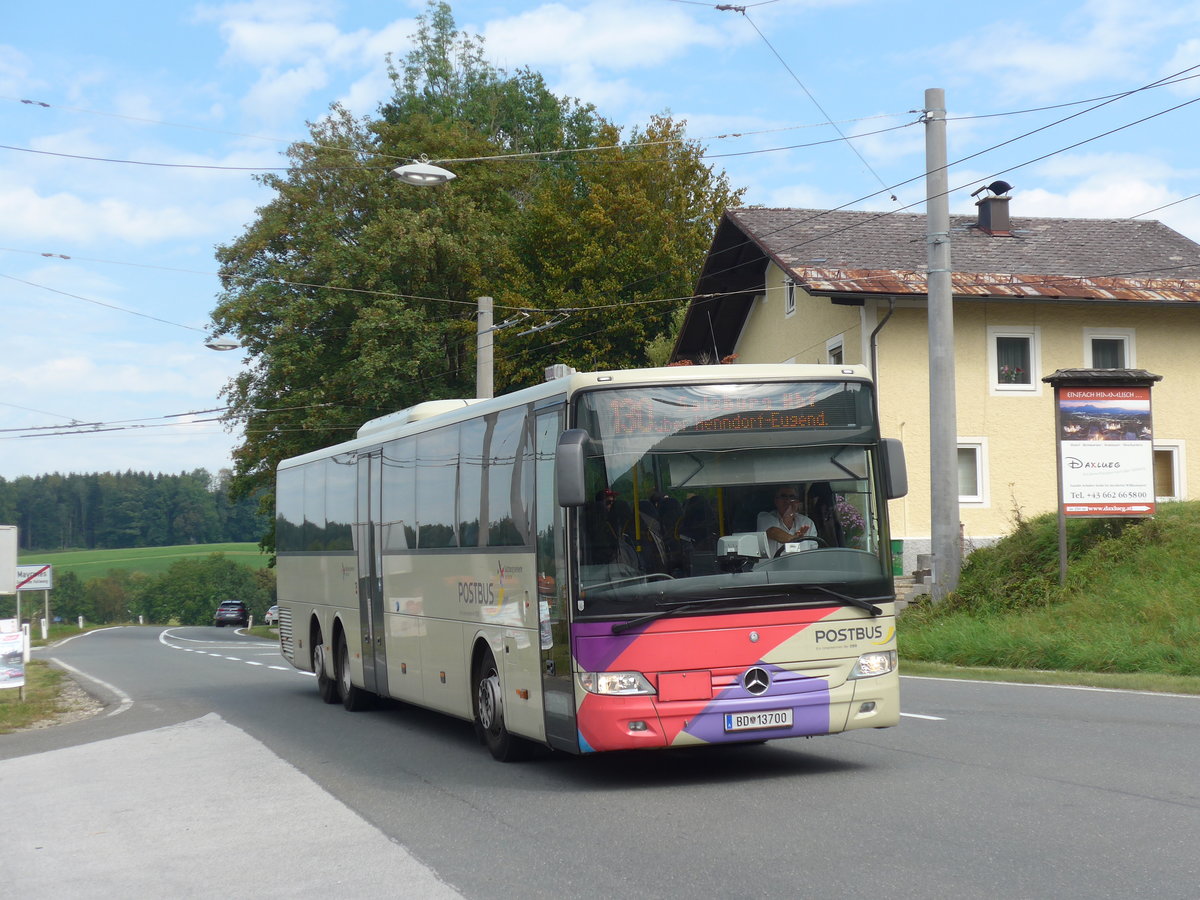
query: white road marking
900 712 946 721
158 627 306 679
902 673 1199 700
49 657 134 718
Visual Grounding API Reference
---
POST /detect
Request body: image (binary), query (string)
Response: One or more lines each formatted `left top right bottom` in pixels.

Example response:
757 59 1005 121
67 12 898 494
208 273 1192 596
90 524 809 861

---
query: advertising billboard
1056 385 1155 517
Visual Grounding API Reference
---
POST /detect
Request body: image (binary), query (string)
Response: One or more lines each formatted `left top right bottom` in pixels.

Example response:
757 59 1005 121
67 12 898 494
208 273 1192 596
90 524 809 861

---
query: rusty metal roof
677 206 1200 361
721 207 1200 304
794 266 1200 302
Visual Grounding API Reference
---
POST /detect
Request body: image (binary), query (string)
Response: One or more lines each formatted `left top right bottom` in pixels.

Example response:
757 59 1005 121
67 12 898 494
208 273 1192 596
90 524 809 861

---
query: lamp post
390 159 497 400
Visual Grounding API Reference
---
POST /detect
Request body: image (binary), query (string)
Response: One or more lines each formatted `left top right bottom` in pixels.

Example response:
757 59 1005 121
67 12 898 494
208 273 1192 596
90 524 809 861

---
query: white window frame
1153 440 1186 502
784 281 797 317
987 326 1042 395
957 437 989 506
1083 327 1135 369
825 335 844 365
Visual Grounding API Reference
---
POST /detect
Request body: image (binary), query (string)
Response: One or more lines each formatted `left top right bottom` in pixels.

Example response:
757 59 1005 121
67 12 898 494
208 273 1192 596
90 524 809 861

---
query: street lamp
390 156 457 186
388 159 496 401
205 337 240 351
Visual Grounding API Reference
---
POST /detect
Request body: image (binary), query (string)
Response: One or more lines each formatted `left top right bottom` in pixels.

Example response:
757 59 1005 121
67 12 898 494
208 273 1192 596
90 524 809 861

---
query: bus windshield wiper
611 593 788 635
801 585 887 617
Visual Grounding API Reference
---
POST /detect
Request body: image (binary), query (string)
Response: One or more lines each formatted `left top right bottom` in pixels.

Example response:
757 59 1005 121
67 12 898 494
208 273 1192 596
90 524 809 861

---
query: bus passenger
584 489 636 568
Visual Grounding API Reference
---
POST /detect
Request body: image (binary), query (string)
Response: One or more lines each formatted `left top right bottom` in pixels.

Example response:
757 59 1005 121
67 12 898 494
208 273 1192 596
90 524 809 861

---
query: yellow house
673 200 1200 571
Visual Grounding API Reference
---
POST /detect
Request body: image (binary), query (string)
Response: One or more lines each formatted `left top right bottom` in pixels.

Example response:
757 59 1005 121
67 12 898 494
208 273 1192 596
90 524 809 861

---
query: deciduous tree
210 2 741 547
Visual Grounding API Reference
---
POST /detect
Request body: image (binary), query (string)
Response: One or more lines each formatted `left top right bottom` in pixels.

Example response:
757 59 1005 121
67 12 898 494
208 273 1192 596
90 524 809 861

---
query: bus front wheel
473 648 528 762
313 631 339 704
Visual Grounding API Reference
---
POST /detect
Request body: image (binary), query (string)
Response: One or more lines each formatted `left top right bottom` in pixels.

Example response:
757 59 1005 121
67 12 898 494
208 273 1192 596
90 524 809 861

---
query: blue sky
3 0 1199 480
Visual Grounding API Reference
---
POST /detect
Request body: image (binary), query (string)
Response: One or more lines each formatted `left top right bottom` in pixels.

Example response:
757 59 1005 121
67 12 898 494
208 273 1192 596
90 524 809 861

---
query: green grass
0 660 69 733
900 660 1200 694
17 542 270 581
901 502 1200 684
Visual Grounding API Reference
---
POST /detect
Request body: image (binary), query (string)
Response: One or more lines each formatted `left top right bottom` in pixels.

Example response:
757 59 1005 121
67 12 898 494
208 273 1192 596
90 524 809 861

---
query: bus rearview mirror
556 429 589 507
881 438 908 499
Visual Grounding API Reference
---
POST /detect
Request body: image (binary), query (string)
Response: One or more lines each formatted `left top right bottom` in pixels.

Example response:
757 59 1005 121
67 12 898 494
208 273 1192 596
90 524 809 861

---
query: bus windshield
573 380 891 618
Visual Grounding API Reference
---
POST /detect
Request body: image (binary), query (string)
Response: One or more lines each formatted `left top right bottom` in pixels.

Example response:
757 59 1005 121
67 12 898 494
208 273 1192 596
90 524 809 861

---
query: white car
264 605 279 625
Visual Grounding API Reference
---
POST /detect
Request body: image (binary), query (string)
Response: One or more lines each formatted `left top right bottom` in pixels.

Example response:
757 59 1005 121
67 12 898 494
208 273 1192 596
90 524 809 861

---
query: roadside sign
16 564 53 592
1056 385 1156 518
0 527 15 593
0 620 25 689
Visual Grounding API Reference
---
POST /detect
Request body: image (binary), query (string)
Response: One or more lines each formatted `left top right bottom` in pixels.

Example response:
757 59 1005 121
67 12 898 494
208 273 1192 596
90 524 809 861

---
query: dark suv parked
213 600 249 628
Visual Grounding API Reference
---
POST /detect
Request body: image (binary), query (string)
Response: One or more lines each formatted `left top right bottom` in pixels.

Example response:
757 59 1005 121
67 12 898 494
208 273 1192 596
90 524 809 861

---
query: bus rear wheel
336 630 373 712
313 631 339 704
473 648 529 762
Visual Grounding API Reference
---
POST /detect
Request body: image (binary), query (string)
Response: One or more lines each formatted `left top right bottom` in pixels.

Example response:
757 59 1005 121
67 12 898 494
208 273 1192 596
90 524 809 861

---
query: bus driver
757 485 816 557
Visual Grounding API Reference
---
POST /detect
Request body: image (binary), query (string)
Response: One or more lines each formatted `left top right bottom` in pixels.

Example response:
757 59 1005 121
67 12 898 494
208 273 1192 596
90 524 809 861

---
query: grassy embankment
900 501 1200 694
0 660 70 733
17 542 270 582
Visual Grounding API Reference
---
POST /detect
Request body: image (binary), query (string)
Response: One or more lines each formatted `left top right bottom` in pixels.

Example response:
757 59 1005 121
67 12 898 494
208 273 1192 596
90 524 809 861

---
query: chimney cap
970 179 1014 198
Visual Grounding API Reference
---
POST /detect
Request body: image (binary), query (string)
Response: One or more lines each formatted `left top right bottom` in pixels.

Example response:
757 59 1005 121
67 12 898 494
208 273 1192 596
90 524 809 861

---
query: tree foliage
210 1 743 544
0 470 266 551
2 556 276 627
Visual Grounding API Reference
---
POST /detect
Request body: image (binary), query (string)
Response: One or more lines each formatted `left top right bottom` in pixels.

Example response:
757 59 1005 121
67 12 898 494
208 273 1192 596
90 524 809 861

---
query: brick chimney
976 194 1011 236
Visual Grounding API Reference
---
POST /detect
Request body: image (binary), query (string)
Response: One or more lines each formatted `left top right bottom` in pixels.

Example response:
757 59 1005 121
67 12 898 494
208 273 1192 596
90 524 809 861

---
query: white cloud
240 59 332 121
482 2 726 70
0 186 211 244
1162 39 1200 96
0 44 33 94
934 0 1198 100
477 1 730 114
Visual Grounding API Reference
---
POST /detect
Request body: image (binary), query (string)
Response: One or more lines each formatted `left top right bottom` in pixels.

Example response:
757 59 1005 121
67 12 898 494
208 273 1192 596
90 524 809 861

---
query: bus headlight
849 650 896 679
578 672 655 695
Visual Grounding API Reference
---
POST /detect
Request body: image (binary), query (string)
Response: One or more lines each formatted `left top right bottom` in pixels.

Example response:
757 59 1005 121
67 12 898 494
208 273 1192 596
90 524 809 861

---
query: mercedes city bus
275 364 907 760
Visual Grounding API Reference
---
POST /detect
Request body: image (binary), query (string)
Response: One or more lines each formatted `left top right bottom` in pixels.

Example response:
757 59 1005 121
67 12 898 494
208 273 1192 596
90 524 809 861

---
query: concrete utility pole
476 295 494 400
924 88 961 600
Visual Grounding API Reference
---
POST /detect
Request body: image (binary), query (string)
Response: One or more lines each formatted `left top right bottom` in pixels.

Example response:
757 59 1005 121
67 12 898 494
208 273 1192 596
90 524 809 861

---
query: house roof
676 206 1200 361
726 207 1200 284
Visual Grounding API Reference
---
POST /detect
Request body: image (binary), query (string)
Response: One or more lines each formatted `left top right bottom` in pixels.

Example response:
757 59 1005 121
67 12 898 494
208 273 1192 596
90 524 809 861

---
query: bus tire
313 629 339 704
473 648 529 762
337 629 373 712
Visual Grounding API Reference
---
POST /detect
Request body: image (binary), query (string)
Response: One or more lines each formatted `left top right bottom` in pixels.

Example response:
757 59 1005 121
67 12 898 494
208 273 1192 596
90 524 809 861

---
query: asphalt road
3 626 1198 899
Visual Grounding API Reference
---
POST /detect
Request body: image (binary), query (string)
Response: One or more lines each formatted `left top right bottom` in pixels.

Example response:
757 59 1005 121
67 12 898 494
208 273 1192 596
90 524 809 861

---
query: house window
1083 328 1135 369
1153 441 1185 502
957 439 988 504
784 281 796 317
826 336 844 365
987 326 1040 393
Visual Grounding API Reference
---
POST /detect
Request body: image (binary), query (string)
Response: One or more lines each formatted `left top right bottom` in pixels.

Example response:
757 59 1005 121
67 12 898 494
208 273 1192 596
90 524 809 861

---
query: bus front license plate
724 709 793 732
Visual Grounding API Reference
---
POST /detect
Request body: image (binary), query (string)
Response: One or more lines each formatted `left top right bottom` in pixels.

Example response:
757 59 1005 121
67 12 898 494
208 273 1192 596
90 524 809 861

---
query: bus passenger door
356 450 388 697
535 408 578 752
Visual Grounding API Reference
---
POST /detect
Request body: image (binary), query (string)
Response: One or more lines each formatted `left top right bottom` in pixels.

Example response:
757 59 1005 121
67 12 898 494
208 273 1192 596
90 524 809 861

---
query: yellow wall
735 265 864 364
731 261 1197 555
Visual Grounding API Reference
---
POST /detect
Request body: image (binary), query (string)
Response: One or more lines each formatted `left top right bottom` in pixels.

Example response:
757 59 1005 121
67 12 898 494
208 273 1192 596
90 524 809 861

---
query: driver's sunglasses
777 493 797 500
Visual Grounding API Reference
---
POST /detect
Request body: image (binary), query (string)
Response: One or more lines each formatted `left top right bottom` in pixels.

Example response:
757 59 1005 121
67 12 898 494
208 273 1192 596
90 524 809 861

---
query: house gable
674 204 1200 565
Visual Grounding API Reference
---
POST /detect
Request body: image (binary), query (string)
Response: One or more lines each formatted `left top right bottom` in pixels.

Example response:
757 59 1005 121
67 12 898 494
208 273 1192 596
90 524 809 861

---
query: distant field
17 543 271 581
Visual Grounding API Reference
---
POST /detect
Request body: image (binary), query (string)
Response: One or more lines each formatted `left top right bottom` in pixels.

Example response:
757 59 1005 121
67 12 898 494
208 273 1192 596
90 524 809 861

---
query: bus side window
416 426 459 548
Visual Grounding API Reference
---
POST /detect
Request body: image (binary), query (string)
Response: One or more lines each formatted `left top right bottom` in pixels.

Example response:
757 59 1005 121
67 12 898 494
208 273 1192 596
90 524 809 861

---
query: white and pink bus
275 364 907 760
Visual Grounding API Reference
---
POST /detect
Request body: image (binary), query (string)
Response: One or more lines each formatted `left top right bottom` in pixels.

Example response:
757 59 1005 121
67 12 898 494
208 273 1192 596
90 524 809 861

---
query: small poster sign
0 619 26 690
